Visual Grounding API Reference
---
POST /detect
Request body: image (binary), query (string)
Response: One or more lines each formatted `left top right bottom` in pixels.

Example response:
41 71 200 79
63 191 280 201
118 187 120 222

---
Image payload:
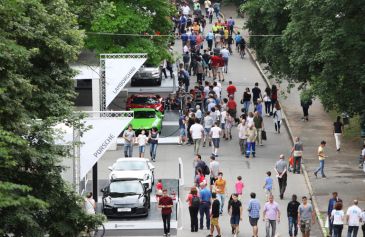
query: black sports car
101 179 150 218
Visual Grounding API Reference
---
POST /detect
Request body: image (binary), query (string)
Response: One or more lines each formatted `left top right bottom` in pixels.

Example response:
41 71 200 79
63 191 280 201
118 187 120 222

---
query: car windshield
114 160 148 171
134 111 156 119
109 181 143 194
131 97 158 105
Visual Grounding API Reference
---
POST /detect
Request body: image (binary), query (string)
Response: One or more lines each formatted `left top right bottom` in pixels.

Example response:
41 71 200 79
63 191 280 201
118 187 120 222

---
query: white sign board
104 57 147 107
79 117 132 179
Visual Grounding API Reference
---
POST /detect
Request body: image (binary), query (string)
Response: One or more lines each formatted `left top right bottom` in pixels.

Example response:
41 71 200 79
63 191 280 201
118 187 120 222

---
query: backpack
203 163 210 175
191 196 200 208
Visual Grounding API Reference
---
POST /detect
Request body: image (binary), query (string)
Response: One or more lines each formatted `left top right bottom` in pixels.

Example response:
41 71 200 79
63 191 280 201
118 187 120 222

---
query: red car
126 94 165 113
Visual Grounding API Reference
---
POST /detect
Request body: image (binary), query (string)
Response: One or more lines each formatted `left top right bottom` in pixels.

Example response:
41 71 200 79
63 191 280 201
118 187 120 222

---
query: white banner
79 117 132 179
104 57 147 107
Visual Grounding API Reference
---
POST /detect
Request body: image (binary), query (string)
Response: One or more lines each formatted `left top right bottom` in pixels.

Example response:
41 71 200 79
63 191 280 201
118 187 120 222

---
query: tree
73 0 174 65
0 0 103 235
243 0 365 115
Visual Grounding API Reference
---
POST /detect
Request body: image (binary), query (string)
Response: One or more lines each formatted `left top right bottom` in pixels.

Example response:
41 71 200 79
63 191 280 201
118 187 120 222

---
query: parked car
126 94 165 113
101 179 150 218
131 63 162 86
108 158 155 191
129 108 163 133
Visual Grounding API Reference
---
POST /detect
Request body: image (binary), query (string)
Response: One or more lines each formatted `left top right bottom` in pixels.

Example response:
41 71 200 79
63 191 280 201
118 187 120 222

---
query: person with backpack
214 172 226 215
186 187 200 232
178 63 190 92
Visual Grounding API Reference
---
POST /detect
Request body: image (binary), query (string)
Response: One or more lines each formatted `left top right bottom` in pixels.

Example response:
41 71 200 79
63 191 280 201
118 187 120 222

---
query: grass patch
328 110 361 143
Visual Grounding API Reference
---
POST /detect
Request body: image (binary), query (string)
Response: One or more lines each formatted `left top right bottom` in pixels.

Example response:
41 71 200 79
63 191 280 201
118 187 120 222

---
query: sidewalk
221 4 365 236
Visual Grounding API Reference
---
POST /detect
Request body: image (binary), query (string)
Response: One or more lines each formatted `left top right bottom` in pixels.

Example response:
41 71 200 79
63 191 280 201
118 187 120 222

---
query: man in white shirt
209 155 220 191
182 4 190 16
213 81 221 98
220 47 230 73
210 122 222 156
190 118 204 155
346 200 362 237
237 119 247 155
203 112 214 147
204 0 211 16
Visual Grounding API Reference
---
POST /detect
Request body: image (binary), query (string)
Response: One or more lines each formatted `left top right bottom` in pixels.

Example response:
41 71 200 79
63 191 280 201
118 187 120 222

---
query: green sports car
129 108 164 133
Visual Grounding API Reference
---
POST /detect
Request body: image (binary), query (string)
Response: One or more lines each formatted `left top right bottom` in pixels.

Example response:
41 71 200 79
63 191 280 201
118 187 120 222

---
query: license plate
117 208 131 212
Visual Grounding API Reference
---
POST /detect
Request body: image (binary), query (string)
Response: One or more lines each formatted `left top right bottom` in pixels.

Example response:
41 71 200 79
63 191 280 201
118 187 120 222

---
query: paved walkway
221 4 365 236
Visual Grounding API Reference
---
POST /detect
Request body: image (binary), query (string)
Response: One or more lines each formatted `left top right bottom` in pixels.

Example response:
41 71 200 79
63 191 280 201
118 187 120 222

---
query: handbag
261 130 267 140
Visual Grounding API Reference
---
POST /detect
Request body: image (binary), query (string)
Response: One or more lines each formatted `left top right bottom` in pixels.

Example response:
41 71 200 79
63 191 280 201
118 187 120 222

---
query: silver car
131 64 162 86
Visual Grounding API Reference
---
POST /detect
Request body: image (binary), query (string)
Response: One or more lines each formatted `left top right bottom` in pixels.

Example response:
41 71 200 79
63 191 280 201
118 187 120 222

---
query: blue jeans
216 193 225 213
288 217 298 237
246 142 256 158
333 224 343 237
347 226 359 237
199 202 210 229
150 143 158 160
124 143 133 157
315 160 325 177
243 101 250 113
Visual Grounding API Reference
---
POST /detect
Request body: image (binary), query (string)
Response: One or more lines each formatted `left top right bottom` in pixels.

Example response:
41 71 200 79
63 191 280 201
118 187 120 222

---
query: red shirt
226 85 237 95
159 196 173 215
210 56 220 67
227 99 237 110
218 57 225 67
156 182 163 190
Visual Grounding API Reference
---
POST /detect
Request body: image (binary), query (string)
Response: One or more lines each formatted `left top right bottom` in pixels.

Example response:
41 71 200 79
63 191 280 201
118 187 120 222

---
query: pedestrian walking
195 168 205 187
327 192 343 237
187 112 195 145
207 193 222 237
333 116 344 151
238 118 247 155
331 202 345 237
220 109 227 139
270 85 278 111
300 97 312 122
210 122 222 157
254 111 264 146
186 187 200 232
209 155 220 191
346 200 362 237
291 137 303 174
199 181 212 230
226 81 237 98
298 196 315 237
263 195 281 237
252 82 262 109
221 47 230 73
84 192 96 215
123 125 135 157
137 129 148 158
228 193 243 237
272 101 282 134
314 140 328 178
190 118 204 155
256 98 263 116
248 192 261 237
274 154 288 199
158 189 173 237
227 95 237 120
235 176 244 199
360 209 365 237
214 172 226 215
204 0 211 16
287 194 300 237
225 112 234 140
263 171 273 200
149 127 159 162
245 124 258 158
203 112 214 147
264 86 272 116
242 87 252 113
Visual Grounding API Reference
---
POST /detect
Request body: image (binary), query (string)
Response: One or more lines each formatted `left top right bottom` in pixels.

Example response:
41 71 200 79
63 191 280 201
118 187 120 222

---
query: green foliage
0 0 103 235
74 0 174 65
243 0 365 115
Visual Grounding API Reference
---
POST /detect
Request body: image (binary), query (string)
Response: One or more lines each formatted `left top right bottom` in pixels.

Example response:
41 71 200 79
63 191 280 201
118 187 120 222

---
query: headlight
143 174 150 180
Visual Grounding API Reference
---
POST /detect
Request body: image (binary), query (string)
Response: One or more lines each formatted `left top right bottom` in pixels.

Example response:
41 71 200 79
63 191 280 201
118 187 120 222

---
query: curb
245 47 326 237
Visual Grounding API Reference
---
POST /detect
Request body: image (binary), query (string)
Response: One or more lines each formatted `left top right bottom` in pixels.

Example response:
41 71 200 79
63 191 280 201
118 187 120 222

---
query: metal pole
92 163 98 202
73 127 80 193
